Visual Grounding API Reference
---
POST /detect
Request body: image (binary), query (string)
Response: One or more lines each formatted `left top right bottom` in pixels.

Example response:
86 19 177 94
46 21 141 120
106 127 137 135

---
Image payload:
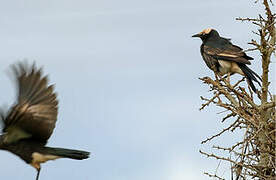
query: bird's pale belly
31 152 61 169
218 60 244 76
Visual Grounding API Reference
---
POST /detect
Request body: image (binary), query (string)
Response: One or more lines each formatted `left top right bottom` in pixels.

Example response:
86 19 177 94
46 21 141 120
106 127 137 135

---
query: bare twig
199 1 275 179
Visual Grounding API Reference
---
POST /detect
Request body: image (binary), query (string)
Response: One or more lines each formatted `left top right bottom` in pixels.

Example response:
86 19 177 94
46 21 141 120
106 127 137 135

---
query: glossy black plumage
0 62 90 180
192 28 261 92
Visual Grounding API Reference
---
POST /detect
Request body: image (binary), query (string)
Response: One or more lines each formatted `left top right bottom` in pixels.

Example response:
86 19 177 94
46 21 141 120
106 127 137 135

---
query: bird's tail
45 147 90 160
238 63 262 93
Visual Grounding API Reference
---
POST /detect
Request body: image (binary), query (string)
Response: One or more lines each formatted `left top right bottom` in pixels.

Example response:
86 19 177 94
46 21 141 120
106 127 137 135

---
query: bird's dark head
192 28 220 42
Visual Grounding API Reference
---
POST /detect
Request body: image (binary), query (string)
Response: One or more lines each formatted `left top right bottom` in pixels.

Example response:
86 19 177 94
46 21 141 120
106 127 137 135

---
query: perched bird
0 62 90 180
192 28 261 92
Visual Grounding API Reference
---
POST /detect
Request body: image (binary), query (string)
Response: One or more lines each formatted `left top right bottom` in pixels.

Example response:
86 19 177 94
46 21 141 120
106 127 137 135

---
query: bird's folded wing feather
3 63 58 143
203 45 251 65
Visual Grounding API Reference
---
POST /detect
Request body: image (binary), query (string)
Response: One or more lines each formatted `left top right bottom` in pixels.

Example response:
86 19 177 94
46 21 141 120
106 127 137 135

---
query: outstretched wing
203 44 252 65
2 62 58 144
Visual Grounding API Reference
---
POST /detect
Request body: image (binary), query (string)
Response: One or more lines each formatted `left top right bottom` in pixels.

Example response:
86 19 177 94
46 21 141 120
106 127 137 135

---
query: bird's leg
227 72 231 84
214 72 220 82
36 167 41 180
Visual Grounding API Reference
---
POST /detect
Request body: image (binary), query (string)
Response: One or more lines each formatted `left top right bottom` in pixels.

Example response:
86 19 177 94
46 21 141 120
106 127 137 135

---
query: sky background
0 1 275 180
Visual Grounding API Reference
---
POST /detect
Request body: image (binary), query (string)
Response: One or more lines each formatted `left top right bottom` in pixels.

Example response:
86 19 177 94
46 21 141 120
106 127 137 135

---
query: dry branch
200 1 275 179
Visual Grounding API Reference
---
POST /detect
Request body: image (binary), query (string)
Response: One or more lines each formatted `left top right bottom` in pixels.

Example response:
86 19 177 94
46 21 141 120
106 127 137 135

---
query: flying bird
192 28 261 92
0 62 90 180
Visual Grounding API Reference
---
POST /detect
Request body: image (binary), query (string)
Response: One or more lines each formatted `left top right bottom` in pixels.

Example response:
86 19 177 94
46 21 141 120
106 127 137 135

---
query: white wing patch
217 53 239 58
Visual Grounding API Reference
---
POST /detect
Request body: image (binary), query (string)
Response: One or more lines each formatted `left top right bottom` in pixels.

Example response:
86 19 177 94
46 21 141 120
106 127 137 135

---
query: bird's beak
192 33 201 38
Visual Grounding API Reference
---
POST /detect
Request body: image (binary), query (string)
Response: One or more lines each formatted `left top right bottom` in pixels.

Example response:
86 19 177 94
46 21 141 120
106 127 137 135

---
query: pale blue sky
0 1 274 180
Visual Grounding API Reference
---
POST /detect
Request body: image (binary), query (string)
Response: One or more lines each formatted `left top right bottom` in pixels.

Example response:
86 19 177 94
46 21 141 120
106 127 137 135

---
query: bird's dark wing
2 62 58 144
203 44 252 65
